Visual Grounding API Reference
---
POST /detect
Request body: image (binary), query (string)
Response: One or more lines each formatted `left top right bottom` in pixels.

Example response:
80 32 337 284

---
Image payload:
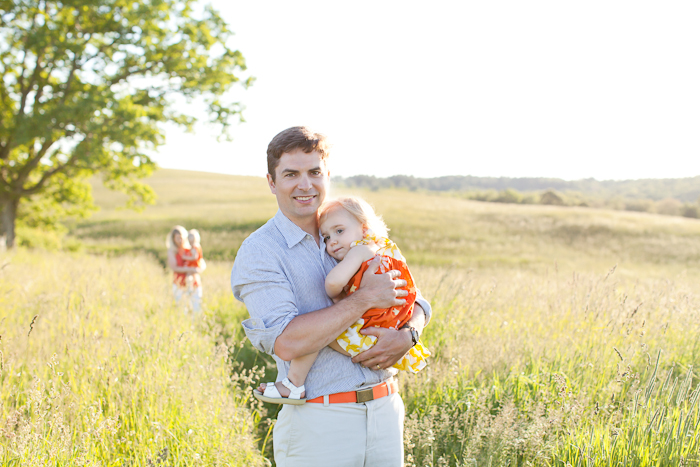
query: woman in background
166 225 201 312
180 228 206 312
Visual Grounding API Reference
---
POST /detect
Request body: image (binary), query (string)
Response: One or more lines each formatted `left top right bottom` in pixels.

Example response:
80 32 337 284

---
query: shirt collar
273 210 316 249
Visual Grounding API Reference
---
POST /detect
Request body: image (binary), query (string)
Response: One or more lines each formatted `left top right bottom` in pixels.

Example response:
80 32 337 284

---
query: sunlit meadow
4 169 700 466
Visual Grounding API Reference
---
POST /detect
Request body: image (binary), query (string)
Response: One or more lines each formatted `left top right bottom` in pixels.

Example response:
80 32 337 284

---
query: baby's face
188 235 196 246
320 208 365 261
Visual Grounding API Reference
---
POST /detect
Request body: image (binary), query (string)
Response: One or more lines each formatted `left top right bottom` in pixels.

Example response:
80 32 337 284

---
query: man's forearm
273 290 373 361
391 303 427 356
274 256 409 361
406 303 427 334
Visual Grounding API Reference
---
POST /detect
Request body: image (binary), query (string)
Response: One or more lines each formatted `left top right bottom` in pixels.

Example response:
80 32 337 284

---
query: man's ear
266 173 276 195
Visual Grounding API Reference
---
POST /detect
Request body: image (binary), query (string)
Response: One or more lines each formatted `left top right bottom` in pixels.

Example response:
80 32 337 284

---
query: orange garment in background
173 249 200 288
184 245 203 268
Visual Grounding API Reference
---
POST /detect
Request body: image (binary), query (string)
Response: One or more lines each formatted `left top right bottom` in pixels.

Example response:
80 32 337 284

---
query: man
231 126 432 466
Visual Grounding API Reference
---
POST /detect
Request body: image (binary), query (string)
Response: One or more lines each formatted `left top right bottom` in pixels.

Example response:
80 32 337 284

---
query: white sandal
253 377 306 405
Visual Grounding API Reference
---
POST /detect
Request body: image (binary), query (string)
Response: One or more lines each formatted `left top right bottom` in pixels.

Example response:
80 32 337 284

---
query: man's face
267 149 330 225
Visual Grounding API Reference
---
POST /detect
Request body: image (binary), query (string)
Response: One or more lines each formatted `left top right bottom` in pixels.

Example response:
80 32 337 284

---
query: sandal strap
281 377 305 399
262 382 282 398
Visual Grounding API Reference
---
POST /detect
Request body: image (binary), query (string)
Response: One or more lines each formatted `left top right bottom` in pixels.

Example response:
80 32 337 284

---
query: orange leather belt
307 379 399 404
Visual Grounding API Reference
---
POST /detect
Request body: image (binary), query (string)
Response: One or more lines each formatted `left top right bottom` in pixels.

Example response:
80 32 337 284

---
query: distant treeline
334 175 700 219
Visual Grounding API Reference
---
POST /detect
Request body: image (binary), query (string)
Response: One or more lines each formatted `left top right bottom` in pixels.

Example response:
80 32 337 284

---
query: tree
0 0 251 247
540 190 564 206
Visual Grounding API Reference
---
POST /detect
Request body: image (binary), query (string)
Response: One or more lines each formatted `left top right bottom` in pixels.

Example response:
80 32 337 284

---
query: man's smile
294 195 316 203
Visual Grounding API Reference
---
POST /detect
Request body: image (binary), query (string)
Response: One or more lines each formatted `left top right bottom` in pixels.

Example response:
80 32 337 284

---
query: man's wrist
401 324 419 347
345 288 374 315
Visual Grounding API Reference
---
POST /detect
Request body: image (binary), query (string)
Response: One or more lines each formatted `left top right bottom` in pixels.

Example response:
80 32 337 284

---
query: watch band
408 326 419 347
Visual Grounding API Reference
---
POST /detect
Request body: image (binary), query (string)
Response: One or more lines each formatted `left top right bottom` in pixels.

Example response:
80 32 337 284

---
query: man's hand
351 303 427 370
356 256 408 310
351 326 412 370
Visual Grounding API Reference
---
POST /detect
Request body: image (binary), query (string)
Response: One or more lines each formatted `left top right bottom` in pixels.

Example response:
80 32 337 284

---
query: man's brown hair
267 126 330 181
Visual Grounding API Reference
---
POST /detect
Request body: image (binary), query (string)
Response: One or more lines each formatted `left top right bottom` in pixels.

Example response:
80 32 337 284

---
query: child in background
254 196 430 404
180 229 205 312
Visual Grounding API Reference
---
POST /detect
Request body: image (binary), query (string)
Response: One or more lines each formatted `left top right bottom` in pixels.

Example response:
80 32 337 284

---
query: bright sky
154 1 700 181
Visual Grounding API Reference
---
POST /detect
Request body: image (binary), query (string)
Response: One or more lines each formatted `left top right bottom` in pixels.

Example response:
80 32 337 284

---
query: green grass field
4 168 700 466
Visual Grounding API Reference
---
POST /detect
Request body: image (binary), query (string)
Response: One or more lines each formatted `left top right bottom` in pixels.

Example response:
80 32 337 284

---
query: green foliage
0 0 251 246
14 224 63 249
492 188 523 204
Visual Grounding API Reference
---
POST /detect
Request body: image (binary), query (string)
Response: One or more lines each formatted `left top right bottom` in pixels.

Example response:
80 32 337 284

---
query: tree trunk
1 197 18 249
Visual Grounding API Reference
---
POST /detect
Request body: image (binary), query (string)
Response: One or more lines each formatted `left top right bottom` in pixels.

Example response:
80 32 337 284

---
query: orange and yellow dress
336 234 430 373
173 249 200 289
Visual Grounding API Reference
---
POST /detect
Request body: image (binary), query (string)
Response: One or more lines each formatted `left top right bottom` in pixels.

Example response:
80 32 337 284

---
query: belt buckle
356 387 374 403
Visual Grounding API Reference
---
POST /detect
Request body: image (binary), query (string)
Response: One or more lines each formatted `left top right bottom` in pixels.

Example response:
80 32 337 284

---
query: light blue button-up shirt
231 210 432 399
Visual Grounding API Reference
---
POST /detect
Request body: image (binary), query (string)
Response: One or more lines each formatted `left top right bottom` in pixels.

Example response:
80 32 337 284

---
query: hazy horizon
153 167 700 184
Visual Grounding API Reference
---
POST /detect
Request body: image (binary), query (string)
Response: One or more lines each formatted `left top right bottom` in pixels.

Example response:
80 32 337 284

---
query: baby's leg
258 351 318 399
328 340 351 356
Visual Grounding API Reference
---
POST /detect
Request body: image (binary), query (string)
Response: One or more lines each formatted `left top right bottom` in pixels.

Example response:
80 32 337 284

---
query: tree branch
0 142 9 161
2 10 40 161
107 59 162 88
13 138 55 187
59 49 83 107
19 151 78 196
0 168 11 190
17 14 43 118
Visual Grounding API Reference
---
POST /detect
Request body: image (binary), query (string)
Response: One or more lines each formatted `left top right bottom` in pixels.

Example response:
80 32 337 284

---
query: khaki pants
273 391 405 467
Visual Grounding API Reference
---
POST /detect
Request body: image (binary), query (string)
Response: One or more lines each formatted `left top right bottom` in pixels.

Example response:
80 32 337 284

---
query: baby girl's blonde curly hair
319 196 389 239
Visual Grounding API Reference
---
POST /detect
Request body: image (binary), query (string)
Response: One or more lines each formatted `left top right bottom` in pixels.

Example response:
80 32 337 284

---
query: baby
254 196 430 404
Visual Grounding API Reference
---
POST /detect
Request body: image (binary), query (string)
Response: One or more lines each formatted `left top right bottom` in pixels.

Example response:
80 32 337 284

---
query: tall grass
0 250 266 466
9 169 700 465
400 265 700 466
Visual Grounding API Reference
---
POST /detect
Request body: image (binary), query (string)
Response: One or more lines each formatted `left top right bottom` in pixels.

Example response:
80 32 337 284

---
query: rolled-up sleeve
414 288 433 326
231 242 298 356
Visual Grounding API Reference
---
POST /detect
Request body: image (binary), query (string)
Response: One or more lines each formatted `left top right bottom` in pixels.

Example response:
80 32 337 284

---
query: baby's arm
325 245 376 299
181 250 197 261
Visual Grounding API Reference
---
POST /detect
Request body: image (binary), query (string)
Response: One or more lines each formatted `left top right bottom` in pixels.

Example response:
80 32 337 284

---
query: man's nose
297 174 312 190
